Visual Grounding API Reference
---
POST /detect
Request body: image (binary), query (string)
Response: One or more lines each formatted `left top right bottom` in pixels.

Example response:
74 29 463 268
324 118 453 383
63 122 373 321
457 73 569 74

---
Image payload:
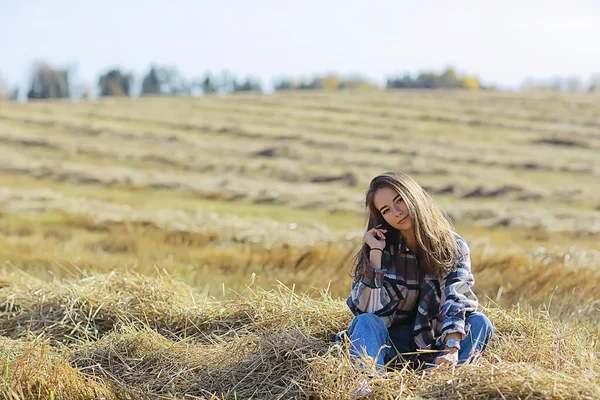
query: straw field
0 90 599 399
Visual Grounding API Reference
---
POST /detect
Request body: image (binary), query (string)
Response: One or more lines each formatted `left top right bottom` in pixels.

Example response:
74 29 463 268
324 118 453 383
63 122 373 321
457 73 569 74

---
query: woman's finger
443 359 456 367
435 356 452 366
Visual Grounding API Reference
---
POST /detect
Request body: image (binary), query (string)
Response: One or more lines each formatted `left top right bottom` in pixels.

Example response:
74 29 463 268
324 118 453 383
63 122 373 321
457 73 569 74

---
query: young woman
345 171 493 370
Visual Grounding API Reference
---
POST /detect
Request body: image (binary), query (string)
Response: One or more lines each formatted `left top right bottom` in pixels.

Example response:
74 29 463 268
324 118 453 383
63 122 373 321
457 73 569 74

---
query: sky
1 0 599 92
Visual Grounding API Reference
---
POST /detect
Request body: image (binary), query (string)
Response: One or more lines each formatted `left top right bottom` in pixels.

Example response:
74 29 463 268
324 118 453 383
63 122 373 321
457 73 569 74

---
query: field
0 90 599 399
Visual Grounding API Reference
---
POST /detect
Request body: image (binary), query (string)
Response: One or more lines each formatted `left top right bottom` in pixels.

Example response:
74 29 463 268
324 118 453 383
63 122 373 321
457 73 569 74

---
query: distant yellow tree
320 75 340 90
355 82 380 92
338 78 379 92
461 77 480 91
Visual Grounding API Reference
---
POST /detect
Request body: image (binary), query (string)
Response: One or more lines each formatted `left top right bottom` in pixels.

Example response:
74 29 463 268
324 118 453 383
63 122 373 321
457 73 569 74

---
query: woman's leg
347 313 392 369
428 312 493 368
457 311 494 364
388 324 419 366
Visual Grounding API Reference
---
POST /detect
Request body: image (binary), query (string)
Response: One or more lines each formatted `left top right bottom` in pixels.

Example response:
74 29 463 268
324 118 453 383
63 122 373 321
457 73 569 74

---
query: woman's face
373 186 413 232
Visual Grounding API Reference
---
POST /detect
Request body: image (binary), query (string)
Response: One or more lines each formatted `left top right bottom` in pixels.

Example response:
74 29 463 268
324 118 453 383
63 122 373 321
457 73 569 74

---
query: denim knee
349 313 387 334
466 312 494 352
468 312 493 335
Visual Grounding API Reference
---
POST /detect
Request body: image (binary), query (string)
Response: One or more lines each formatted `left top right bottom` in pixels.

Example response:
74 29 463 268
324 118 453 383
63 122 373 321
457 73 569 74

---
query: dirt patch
310 172 359 186
534 137 589 148
303 138 349 150
90 235 139 253
253 145 298 159
1 136 59 150
435 184 456 194
164 230 220 247
462 185 527 199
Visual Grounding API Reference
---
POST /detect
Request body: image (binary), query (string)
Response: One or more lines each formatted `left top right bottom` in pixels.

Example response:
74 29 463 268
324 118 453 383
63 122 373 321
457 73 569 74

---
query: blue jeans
347 312 493 370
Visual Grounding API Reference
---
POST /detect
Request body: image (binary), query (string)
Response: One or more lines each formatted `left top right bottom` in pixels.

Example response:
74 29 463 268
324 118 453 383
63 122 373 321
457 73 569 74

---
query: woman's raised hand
364 225 387 250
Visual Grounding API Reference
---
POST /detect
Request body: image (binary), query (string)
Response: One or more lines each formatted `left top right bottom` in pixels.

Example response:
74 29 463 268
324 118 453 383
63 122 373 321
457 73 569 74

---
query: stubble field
0 90 599 399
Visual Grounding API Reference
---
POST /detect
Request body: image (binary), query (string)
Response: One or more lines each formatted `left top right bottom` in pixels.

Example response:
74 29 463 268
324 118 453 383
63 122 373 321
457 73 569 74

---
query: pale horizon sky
1 0 599 93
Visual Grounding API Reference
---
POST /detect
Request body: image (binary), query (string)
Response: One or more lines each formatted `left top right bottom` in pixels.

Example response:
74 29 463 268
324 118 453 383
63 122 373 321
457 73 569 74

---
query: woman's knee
468 312 493 336
349 313 387 334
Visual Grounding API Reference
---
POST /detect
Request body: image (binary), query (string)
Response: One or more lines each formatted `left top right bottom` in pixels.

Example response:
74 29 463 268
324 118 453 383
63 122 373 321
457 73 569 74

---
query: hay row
2 155 600 235
0 274 598 399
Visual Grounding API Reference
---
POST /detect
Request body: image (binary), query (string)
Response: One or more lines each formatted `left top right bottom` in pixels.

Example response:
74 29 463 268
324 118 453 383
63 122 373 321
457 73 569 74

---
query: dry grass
1 337 120 400
1 91 600 234
0 274 598 399
1 90 599 398
0 191 598 330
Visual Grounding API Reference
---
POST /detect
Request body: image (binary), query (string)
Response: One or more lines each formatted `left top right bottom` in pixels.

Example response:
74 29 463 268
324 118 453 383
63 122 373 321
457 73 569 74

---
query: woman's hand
364 225 387 250
434 348 459 368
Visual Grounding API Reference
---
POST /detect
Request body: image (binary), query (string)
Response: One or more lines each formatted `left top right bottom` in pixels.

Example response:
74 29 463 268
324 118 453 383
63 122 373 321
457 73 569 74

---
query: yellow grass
1 274 598 399
0 90 599 398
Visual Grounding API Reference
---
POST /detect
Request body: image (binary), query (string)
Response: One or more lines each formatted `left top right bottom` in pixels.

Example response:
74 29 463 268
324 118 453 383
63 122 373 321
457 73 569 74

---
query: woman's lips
398 215 409 225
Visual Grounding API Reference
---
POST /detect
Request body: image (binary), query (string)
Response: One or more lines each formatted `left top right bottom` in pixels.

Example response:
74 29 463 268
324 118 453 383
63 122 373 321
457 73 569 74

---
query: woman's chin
396 221 413 232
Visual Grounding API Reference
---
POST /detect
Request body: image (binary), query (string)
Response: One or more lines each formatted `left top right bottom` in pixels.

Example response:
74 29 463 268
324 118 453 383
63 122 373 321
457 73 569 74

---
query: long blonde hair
353 171 462 281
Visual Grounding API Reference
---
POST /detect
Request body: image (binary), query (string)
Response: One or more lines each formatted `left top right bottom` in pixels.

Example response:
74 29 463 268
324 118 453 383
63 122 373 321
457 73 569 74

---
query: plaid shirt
346 232 478 350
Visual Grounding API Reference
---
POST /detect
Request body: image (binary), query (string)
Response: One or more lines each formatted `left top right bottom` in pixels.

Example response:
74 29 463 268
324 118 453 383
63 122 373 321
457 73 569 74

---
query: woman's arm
346 250 399 326
438 237 479 343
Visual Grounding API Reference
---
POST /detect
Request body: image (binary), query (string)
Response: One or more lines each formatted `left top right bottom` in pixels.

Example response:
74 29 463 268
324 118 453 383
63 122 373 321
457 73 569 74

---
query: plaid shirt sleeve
346 255 399 327
438 236 479 343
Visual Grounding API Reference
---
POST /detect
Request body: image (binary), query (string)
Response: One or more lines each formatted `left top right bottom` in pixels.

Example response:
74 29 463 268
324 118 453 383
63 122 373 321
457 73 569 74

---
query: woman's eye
396 198 403 203
382 209 388 215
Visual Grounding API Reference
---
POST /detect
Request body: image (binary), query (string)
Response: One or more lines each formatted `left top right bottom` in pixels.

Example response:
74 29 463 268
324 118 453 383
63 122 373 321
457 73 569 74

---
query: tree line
1 63 268 101
1 63 485 101
1 62 599 101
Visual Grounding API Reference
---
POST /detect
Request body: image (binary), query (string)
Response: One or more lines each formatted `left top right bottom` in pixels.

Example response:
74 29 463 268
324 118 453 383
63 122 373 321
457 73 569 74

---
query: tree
273 77 313 91
200 74 218 94
415 72 437 88
337 74 379 91
0 76 7 100
141 67 160 95
27 62 70 99
273 77 296 91
387 67 478 90
461 77 480 91
588 73 600 92
386 74 416 89
141 65 190 96
232 76 262 92
438 67 461 88
319 74 340 90
298 78 320 90
273 73 378 92
216 70 236 93
98 68 133 97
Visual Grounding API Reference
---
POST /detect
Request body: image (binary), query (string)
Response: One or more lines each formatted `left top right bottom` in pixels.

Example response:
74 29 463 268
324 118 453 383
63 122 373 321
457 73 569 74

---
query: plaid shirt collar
399 236 412 254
